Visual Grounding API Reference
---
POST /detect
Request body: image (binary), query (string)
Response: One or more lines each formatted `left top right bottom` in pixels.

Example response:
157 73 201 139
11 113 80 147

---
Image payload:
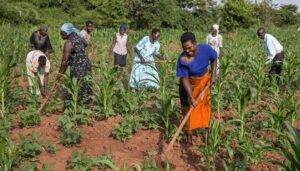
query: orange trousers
184 73 211 131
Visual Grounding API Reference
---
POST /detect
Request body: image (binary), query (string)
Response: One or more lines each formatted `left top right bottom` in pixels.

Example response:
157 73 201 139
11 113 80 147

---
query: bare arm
181 77 196 107
210 59 217 84
57 41 72 79
134 47 146 63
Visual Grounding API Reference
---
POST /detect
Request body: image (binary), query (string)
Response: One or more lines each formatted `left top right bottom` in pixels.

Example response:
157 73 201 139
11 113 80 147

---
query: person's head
180 32 197 57
60 23 78 39
211 24 219 36
85 20 94 33
39 24 48 36
38 55 47 69
257 27 266 40
119 24 127 35
150 28 160 42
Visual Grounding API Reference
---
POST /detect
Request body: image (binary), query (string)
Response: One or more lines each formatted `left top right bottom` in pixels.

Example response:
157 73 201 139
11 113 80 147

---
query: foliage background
0 0 299 31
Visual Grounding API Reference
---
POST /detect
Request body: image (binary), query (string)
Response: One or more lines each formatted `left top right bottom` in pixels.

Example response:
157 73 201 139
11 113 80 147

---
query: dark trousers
114 53 127 67
269 52 284 75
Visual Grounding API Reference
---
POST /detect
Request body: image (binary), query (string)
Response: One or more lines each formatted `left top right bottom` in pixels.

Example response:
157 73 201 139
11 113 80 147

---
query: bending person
26 50 50 97
129 28 161 89
176 32 218 144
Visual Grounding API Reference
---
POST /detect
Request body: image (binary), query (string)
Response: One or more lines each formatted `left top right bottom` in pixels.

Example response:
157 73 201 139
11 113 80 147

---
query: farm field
0 24 299 170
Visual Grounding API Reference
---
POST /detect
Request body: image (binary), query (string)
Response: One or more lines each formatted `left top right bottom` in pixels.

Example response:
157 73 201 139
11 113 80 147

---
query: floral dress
67 32 92 103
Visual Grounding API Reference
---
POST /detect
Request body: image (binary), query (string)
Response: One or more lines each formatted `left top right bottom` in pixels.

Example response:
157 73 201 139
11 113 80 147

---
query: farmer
56 23 92 105
29 24 53 58
109 25 131 67
257 27 284 75
206 24 222 75
80 20 94 46
129 28 161 89
177 32 218 144
26 50 50 97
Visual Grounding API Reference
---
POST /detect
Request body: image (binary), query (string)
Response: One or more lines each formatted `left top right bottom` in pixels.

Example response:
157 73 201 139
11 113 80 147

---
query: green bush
0 2 42 24
19 108 41 128
221 0 257 31
18 134 41 159
60 129 82 147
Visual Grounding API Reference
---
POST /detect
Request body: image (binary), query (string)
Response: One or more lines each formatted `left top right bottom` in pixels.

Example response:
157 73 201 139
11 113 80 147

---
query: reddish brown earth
11 114 207 171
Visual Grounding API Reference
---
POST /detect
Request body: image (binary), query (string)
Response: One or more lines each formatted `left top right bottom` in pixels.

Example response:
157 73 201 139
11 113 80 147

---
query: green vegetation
0 3 299 168
0 0 299 30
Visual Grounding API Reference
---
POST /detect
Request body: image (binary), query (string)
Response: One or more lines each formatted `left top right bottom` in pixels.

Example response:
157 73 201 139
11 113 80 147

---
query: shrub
19 108 41 128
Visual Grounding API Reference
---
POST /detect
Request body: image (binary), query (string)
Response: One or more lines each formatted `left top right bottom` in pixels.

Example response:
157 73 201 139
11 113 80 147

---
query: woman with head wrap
109 24 132 67
29 24 54 58
206 24 223 75
56 23 92 106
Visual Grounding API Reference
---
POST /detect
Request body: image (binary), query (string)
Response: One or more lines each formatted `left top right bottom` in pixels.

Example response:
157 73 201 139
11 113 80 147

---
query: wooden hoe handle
38 82 60 114
165 83 212 152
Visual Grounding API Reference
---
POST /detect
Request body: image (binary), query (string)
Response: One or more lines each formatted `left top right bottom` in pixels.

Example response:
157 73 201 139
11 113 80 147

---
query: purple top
176 44 218 78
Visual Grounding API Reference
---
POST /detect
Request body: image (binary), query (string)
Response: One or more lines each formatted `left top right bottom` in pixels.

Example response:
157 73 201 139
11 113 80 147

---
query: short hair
180 32 196 44
85 20 94 26
151 28 160 35
257 27 266 34
39 24 48 31
38 56 47 66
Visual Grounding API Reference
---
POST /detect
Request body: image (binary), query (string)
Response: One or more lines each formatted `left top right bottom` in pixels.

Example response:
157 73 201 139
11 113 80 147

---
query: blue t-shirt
176 44 218 78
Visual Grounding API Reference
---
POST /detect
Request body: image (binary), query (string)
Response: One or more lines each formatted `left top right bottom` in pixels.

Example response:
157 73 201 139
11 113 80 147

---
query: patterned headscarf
60 23 81 36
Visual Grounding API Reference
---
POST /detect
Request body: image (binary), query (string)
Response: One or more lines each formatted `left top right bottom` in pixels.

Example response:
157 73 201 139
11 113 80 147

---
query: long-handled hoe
38 80 60 114
159 83 212 164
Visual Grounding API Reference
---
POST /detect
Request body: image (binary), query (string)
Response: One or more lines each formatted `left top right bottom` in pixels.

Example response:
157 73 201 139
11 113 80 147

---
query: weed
19 108 41 128
60 129 82 147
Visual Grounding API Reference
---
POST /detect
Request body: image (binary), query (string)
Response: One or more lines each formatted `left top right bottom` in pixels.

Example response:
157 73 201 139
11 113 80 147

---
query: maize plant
93 63 119 119
264 95 298 132
200 121 223 170
274 122 300 170
231 79 251 140
249 57 266 102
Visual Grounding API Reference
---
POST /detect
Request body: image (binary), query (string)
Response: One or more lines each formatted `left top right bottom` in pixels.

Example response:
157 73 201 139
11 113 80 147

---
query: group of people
25 22 284 144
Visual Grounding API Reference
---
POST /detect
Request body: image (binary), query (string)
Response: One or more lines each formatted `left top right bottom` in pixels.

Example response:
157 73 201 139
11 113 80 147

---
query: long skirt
179 72 211 130
129 62 160 89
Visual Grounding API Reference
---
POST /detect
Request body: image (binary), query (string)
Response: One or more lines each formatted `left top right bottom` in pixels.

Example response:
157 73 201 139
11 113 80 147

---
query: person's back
264 34 283 55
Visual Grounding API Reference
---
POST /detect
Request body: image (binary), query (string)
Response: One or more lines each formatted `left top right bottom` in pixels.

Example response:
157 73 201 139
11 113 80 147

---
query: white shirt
206 34 222 56
113 33 128 55
264 34 283 62
80 29 91 44
26 50 50 73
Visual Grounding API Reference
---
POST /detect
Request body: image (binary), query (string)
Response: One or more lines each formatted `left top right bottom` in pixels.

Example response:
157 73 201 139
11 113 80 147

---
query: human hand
140 57 146 64
41 87 47 97
190 97 197 108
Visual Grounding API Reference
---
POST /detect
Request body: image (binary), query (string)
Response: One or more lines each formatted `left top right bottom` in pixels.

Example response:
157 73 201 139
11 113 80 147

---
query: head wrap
119 24 126 31
212 24 219 34
39 24 48 31
60 23 81 36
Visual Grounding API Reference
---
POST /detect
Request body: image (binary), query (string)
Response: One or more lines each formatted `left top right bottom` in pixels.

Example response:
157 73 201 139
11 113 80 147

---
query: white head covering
212 24 219 34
